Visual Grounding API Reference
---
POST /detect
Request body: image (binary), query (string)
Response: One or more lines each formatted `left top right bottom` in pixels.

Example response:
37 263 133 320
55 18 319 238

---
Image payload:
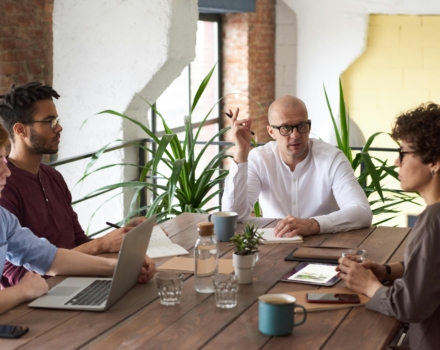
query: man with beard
0 82 146 287
222 96 372 237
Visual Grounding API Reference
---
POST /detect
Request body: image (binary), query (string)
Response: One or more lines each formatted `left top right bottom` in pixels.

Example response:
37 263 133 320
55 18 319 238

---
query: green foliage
324 80 419 225
230 222 265 256
79 64 233 223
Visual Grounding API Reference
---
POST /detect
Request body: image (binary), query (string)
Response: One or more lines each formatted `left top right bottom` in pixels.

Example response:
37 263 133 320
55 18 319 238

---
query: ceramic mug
258 294 307 336
208 211 238 242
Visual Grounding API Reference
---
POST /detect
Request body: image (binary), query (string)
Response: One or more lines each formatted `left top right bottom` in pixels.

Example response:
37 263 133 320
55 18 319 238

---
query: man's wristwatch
382 264 391 282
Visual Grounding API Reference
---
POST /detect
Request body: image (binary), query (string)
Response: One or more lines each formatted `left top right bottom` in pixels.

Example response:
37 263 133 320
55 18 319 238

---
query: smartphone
0 324 29 339
306 293 360 304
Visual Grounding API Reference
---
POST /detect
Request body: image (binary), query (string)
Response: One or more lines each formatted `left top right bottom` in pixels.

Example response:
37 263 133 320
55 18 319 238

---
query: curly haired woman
337 103 440 350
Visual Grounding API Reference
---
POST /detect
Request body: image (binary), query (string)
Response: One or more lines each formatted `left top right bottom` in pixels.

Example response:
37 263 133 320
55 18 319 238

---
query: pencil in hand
225 112 255 135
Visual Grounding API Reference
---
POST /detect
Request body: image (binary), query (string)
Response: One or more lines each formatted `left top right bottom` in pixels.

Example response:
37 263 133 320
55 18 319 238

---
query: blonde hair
0 123 10 148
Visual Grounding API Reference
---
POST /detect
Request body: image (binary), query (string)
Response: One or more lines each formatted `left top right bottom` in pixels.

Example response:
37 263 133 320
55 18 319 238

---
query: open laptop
28 216 155 311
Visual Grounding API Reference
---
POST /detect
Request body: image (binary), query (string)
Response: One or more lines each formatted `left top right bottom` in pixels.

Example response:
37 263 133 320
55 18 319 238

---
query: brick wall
222 0 276 144
0 0 53 94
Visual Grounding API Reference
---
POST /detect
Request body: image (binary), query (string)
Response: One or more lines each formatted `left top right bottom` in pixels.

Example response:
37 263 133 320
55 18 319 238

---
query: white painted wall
279 0 440 139
53 0 198 233
275 0 297 98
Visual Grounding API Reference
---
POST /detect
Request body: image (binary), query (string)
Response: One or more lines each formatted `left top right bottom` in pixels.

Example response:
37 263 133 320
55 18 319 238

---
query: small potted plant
230 223 265 284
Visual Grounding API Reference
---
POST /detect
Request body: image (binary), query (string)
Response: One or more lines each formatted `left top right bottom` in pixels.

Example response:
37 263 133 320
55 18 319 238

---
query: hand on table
19 271 49 300
138 255 156 283
273 216 320 237
336 257 383 298
98 226 132 253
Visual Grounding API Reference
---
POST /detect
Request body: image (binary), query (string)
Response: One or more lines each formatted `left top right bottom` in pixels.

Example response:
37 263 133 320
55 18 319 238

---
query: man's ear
12 123 27 139
267 125 276 140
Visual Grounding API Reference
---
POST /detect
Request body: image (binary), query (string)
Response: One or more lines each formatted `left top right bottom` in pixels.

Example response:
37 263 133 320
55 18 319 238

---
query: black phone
0 324 29 339
306 293 360 304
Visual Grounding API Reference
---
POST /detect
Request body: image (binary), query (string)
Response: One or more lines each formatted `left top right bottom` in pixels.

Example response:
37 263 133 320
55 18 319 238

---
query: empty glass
213 274 239 309
156 272 184 306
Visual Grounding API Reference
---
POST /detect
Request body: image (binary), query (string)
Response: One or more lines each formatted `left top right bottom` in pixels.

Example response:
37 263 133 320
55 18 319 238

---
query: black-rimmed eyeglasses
271 121 311 136
398 149 415 163
22 118 60 129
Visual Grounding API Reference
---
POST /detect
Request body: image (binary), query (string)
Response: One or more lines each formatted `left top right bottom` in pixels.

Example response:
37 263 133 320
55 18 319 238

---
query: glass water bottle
194 222 218 293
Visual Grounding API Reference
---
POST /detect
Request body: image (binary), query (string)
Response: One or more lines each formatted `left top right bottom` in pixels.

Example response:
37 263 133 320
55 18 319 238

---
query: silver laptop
28 216 155 311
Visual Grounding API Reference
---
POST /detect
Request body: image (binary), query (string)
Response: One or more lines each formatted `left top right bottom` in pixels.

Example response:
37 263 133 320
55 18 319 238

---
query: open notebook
258 228 303 244
146 226 189 258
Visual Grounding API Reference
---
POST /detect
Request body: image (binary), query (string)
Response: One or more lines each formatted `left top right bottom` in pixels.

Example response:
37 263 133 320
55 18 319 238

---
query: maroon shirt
0 161 90 287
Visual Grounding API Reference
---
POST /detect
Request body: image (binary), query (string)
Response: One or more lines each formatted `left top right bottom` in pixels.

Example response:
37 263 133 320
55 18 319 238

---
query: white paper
258 228 303 243
146 226 189 258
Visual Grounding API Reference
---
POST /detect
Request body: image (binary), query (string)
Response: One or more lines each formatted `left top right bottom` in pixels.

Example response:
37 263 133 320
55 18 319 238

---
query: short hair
0 82 60 141
0 123 9 148
391 102 440 164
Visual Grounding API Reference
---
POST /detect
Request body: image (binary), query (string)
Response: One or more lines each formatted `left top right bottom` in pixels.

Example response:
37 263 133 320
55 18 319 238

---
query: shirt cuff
366 285 390 312
229 160 248 177
311 215 331 233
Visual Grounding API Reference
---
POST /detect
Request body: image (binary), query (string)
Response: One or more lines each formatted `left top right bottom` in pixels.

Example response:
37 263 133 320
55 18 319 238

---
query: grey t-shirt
367 202 440 350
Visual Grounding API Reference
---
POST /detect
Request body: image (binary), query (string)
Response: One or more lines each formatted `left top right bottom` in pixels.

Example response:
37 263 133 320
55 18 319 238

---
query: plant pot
233 253 258 284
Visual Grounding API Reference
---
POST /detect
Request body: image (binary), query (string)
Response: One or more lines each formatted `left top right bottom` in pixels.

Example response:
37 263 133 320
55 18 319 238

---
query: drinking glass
156 272 184 306
213 274 239 309
342 249 368 263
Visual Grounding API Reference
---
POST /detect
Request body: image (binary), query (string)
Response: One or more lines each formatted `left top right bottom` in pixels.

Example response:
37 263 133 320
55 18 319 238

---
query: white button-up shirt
222 138 372 233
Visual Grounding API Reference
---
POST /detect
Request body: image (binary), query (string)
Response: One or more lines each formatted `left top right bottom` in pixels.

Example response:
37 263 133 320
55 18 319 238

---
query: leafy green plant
230 223 265 256
78 65 233 223
324 80 419 225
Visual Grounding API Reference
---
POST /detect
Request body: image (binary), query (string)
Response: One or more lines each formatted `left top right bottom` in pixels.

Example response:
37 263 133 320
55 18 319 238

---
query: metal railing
48 139 401 236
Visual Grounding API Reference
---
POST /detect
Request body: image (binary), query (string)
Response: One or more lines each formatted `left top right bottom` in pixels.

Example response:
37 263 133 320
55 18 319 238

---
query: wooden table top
0 213 410 350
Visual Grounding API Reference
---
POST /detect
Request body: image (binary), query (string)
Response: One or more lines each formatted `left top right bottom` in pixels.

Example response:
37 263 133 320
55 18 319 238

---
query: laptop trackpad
49 286 81 296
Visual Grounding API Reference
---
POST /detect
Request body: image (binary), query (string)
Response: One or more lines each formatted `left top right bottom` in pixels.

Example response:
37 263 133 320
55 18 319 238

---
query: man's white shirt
222 138 372 233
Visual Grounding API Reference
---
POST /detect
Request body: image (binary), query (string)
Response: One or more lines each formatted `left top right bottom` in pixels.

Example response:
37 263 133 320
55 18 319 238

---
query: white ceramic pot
233 253 258 284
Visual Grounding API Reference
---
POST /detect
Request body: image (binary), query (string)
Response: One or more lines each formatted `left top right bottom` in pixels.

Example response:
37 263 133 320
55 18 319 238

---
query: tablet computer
280 262 340 286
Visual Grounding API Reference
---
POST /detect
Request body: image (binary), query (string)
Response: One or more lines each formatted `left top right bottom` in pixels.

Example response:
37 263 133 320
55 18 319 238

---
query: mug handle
293 304 307 327
208 214 212 222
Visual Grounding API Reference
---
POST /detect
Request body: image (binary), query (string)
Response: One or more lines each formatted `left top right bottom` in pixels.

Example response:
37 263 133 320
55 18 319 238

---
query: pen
225 112 255 135
106 221 121 229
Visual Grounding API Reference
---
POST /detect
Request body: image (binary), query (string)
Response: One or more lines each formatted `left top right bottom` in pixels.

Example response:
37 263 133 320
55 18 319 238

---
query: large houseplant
230 223 264 284
78 65 233 224
324 80 419 224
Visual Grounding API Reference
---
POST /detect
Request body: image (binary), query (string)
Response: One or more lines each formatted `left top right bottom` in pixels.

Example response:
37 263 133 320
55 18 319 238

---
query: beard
29 128 59 155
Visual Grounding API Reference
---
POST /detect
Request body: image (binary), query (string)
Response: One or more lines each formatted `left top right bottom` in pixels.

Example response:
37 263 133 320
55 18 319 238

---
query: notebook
28 216 155 311
146 226 189 258
258 228 303 243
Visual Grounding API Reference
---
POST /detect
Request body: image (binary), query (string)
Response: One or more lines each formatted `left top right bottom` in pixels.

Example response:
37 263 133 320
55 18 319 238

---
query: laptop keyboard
65 280 112 306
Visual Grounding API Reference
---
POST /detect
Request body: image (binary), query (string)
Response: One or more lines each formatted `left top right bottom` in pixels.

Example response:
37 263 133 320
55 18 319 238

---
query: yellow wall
342 15 440 148
341 15 440 226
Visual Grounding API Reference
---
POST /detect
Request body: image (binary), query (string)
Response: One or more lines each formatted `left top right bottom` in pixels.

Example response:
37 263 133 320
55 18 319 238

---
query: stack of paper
146 226 189 258
258 228 303 244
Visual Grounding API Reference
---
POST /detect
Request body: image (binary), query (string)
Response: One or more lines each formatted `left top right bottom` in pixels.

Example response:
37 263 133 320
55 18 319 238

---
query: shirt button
292 201 296 206
293 178 297 183
46 198 49 202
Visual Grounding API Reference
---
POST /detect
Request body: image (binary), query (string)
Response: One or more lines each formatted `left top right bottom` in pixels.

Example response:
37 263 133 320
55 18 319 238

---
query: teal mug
258 294 307 336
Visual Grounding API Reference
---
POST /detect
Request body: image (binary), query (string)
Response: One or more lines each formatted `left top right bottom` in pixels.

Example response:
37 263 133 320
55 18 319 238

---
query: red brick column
0 0 53 94
222 0 276 144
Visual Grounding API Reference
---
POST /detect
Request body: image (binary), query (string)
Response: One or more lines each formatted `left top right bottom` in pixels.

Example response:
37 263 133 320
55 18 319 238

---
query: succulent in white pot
230 223 264 284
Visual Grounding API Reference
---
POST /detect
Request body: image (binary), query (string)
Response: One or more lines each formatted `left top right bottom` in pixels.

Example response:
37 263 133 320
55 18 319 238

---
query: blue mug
258 294 307 336
208 211 238 242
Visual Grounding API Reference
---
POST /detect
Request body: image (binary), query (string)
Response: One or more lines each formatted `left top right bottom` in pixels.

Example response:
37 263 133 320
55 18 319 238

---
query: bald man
221 96 372 237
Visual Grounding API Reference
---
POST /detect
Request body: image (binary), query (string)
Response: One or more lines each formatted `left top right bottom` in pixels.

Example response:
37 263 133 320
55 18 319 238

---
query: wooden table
0 213 410 350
